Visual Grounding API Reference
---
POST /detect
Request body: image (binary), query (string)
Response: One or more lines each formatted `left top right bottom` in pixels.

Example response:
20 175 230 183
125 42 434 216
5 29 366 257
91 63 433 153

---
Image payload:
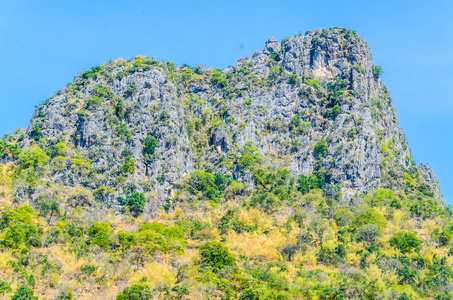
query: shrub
119 192 146 217
119 158 136 174
11 285 37 300
47 142 68 158
117 284 151 300
390 231 421 253
313 140 327 158
0 206 42 250
236 142 261 170
159 111 170 121
29 124 42 141
270 51 281 61
356 224 381 245
288 74 301 85
80 263 96 276
250 190 282 213
281 244 298 261
85 96 103 110
297 174 323 194
18 146 50 169
305 79 321 89
324 105 341 120
143 134 158 155
243 98 252 107
353 207 387 229
289 115 301 131
87 222 113 250
189 171 232 201
334 209 352 227
93 84 114 100
372 65 383 80
0 280 12 295
126 83 137 96
212 71 227 88
199 241 236 272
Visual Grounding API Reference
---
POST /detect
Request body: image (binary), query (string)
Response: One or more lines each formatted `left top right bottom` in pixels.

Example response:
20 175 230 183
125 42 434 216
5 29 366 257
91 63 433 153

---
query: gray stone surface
20 28 443 207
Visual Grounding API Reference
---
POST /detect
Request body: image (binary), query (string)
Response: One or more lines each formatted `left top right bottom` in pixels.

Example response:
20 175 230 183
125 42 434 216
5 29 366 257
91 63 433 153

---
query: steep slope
0 28 451 300
8 27 443 209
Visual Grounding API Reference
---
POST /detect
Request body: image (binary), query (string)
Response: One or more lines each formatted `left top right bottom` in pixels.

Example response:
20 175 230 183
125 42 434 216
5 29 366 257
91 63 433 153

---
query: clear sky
1 0 452 204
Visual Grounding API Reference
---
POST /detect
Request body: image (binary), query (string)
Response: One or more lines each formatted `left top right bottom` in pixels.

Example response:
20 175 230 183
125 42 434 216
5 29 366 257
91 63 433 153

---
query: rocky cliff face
20 27 443 208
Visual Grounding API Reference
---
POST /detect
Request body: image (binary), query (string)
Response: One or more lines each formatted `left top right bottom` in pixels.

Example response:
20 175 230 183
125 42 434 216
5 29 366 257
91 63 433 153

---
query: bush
270 51 281 61
80 263 96 276
11 285 38 300
372 65 383 80
297 174 323 194
305 79 321 89
189 170 233 201
289 115 301 131
324 105 341 120
288 74 301 85
199 241 236 272
117 284 151 300
47 142 68 158
390 231 421 253
29 124 42 141
212 71 227 88
18 146 50 169
364 189 398 207
119 192 146 217
87 222 113 250
353 207 387 229
85 96 103 110
281 244 298 261
126 83 137 96
143 134 158 155
313 140 327 158
236 142 261 170
356 224 381 245
0 206 42 250
0 280 12 295
93 84 114 100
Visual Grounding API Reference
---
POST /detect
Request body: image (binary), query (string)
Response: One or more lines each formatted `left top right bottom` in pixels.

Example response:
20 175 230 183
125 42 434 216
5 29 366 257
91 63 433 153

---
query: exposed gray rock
19 28 443 208
417 163 444 204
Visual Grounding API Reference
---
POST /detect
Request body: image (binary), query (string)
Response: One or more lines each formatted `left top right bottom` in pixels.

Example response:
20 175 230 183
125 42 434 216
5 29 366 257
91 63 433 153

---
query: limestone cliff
16 27 442 208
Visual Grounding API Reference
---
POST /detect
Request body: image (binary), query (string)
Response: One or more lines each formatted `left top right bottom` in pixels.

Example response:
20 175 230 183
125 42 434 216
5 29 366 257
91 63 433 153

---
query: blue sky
1 0 452 204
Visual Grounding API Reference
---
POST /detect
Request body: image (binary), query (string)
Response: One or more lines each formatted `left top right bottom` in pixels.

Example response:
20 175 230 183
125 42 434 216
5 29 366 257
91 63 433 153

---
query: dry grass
129 261 176 287
226 230 285 261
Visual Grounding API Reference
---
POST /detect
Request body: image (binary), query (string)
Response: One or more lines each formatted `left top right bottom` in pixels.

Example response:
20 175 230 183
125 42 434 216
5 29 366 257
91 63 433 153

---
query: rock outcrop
17 27 443 206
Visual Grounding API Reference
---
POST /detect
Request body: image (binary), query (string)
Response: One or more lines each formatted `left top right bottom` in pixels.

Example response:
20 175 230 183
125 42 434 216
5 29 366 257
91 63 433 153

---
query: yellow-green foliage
0 161 451 299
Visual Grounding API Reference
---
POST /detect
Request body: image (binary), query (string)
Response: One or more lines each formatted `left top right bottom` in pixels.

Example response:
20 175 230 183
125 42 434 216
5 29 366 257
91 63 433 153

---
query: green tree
199 241 236 272
0 280 12 295
313 140 327 158
353 207 387 229
390 231 421 253
372 65 383 80
39 200 60 224
288 74 301 85
120 192 147 217
297 174 323 194
18 146 50 169
87 222 113 250
47 142 68 158
356 224 381 245
116 284 151 300
143 134 159 155
11 285 38 300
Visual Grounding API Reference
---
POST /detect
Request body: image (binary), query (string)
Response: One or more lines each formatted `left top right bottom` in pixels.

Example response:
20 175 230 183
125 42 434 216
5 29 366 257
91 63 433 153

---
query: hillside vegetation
0 28 449 299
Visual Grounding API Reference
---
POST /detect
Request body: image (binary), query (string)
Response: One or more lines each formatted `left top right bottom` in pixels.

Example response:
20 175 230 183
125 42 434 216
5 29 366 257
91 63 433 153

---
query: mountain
18 28 444 208
0 28 450 299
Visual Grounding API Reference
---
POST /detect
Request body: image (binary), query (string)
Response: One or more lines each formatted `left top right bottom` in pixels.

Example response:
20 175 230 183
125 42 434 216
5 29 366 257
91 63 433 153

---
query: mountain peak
1 28 442 212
